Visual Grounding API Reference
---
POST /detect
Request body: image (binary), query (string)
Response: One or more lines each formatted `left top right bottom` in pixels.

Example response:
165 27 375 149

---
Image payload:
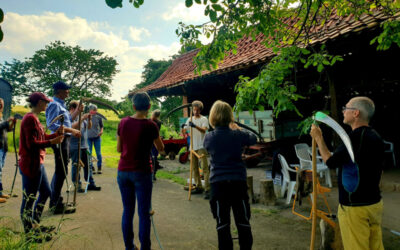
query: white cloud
0 12 180 101
162 3 207 23
129 27 151 42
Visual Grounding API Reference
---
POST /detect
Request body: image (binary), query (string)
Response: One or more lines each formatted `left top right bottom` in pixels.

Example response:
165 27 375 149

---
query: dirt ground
1 154 399 249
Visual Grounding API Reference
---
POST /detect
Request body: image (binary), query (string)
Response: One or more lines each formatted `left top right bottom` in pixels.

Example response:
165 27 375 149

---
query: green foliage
303 45 343 73
371 20 400 50
105 0 123 8
234 46 308 117
0 41 119 104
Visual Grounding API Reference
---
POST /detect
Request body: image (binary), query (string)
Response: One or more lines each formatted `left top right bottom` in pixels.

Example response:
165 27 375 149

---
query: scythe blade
165 103 192 119
314 111 355 162
81 97 119 117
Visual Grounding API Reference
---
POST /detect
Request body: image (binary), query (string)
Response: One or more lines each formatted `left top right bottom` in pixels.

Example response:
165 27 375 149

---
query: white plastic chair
278 154 298 204
383 140 396 167
294 143 332 187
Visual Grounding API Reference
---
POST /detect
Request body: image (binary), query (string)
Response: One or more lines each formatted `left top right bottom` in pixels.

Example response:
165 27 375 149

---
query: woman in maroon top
19 92 64 239
117 92 164 250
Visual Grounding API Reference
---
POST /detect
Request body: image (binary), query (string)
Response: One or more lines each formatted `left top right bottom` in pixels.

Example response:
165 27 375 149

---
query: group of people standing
117 94 256 250
0 86 385 250
0 81 104 242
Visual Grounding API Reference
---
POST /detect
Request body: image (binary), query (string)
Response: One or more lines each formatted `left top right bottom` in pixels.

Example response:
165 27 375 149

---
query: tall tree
126 58 182 130
0 41 119 102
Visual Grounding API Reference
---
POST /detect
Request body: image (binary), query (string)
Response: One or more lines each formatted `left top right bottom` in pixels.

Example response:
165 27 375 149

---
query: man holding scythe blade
46 81 81 214
310 96 385 250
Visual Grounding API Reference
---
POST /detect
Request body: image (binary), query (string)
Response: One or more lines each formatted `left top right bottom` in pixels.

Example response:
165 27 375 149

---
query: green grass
0 217 40 250
156 170 186 185
251 208 280 217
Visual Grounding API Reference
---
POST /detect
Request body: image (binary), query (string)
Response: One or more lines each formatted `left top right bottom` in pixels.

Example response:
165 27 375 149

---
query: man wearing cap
46 81 81 214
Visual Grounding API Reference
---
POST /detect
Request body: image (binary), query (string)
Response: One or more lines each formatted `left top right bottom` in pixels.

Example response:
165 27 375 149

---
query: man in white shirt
182 100 210 199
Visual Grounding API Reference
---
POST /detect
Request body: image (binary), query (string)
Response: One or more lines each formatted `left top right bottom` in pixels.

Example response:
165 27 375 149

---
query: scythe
308 111 354 249
9 113 23 197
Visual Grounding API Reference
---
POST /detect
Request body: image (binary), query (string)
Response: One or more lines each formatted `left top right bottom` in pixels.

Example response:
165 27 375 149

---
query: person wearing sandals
117 92 164 250
204 100 257 250
19 92 64 241
0 97 16 203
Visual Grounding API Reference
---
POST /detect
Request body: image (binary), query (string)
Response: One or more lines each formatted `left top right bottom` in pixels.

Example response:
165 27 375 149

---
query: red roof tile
136 10 399 95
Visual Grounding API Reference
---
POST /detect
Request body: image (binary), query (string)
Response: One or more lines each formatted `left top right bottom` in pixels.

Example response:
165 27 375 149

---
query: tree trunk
259 179 276 206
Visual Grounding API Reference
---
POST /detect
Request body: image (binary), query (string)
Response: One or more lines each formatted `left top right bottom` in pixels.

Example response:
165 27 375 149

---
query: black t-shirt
326 126 384 206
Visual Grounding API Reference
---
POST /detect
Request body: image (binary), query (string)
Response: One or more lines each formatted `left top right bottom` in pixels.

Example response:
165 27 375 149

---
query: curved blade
234 121 263 142
81 97 119 117
165 103 192 119
47 114 65 130
314 111 354 162
95 112 107 121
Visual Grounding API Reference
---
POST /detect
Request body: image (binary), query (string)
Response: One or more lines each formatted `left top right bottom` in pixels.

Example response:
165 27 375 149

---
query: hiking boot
39 225 56 233
26 229 53 243
0 197 6 203
50 202 67 215
87 185 101 191
204 191 210 200
191 188 204 194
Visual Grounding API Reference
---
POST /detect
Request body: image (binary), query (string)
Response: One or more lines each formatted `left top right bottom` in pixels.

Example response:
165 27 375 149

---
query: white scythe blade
314 111 355 163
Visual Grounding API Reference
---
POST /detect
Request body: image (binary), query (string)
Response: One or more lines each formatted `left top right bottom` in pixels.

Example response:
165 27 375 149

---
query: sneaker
77 188 85 193
87 185 101 191
0 197 6 203
97 170 102 174
0 194 10 199
204 191 210 200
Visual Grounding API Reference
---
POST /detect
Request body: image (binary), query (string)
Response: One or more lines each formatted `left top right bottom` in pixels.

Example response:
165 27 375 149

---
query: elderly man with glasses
311 96 385 250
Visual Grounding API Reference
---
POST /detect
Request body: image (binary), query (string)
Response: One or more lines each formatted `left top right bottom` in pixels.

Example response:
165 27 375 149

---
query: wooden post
310 139 317 250
247 176 255 204
259 179 276 206
188 106 193 201
73 99 83 206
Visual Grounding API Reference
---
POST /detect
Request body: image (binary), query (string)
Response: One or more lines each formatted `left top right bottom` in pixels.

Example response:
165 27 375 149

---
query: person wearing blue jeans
69 101 100 192
117 171 153 249
117 92 164 250
87 104 103 174
19 92 64 239
88 137 102 173
20 165 51 232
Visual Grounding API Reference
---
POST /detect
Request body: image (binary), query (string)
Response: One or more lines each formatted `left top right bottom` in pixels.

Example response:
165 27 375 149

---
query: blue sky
0 0 209 101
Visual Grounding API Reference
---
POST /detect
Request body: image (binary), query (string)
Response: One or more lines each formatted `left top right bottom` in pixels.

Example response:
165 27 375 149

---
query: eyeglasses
342 106 357 111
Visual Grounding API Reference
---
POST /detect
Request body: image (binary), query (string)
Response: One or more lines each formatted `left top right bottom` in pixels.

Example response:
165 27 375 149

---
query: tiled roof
136 10 399 95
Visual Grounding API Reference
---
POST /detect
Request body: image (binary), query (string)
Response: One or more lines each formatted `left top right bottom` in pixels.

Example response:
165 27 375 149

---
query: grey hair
351 96 375 122
89 104 97 111
152 109 161 118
